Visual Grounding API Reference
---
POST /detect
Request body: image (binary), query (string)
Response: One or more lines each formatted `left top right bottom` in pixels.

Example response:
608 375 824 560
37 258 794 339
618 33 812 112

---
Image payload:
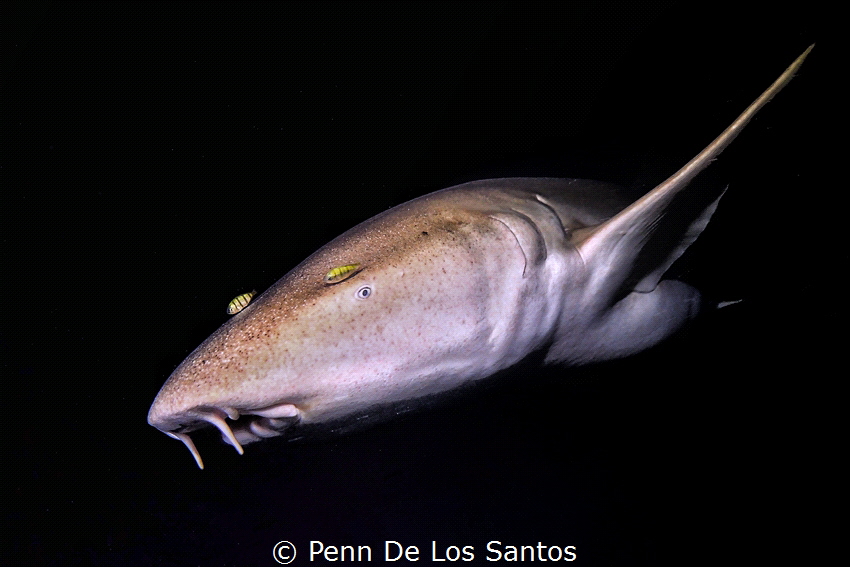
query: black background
5 2 834 566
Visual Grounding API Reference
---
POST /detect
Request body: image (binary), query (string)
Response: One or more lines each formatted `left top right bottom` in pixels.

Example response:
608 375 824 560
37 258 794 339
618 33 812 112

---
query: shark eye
355 285 372 300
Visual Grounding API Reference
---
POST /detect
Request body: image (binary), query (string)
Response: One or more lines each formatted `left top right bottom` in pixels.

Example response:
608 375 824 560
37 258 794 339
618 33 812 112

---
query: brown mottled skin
149 179 629 432
149 46 811 468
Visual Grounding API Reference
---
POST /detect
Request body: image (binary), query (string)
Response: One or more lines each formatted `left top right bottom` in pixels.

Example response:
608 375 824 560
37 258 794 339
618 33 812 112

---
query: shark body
149 47 812 468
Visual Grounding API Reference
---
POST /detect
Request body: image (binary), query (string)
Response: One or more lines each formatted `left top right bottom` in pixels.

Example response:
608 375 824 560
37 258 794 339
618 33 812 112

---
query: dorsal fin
577 45 813 305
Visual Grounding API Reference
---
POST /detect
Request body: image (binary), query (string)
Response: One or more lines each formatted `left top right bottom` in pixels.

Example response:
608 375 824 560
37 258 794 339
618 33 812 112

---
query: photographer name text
307 540 577 562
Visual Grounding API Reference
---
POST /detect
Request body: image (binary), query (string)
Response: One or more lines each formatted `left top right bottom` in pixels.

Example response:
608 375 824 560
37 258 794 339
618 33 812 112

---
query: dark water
5 3 832 566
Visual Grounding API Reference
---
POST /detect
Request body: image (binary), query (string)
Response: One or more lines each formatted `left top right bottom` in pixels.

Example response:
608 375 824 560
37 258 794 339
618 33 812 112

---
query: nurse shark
149 46 812 468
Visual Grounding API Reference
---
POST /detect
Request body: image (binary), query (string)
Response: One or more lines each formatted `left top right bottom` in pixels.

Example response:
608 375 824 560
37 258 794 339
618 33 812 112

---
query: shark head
148 187 573 468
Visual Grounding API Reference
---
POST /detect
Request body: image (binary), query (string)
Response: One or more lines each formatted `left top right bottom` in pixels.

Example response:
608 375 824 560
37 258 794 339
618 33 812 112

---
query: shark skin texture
148 46 812 469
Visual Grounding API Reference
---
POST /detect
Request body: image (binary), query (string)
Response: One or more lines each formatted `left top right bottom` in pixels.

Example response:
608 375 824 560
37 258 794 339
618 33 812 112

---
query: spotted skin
149 46 812 469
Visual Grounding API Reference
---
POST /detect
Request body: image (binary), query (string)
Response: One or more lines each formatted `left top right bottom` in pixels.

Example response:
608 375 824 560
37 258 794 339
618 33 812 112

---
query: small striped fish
324 263 361 284
227 291 256 314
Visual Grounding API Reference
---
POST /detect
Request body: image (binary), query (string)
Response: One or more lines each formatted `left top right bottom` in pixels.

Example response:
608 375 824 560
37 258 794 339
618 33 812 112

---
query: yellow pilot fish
323 263 361 284
227 291 256 314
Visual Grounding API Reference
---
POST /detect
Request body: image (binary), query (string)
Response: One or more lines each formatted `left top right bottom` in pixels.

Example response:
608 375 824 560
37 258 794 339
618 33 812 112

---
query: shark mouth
160 403 301 469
